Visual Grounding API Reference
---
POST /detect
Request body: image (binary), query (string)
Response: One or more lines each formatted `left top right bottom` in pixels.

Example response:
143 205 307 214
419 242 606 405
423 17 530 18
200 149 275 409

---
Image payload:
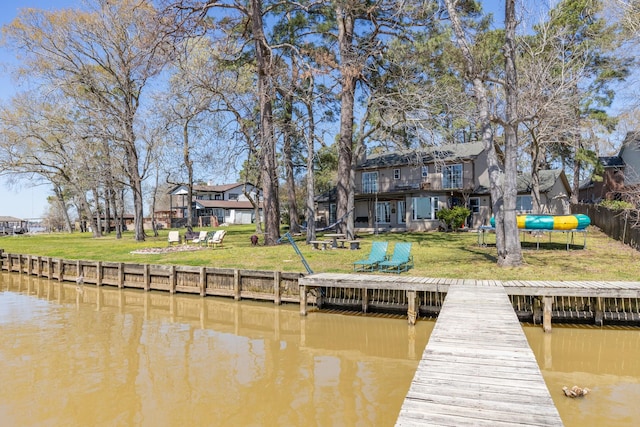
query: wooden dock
395 283 563 426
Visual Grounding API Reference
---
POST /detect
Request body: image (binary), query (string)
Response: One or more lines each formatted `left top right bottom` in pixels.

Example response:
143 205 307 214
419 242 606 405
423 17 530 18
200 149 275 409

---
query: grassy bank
0 225 638 281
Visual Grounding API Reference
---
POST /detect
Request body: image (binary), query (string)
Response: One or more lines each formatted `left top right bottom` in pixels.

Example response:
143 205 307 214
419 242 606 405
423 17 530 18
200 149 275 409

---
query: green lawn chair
378 242 413 273
353 241 388 272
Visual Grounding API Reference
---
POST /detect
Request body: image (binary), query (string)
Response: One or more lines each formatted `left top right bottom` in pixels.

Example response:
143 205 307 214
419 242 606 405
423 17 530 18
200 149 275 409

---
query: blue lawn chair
353 241 388 272
378 242 413 273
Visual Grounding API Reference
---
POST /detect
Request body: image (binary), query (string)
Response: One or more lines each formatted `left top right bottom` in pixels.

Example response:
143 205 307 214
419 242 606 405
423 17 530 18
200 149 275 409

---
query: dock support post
76 260 81 282
58 259 64 282
144 264 151 291
96 262 102 287
233 269 241 300
595 297 603 326
36 257 42 277
199 266 206 296
27 256 32 275
118 263 124 288
274 271 281 305
362 288 369 313
543 296 553 332
407 290 417 325
300 285 308 316
169 266 176 294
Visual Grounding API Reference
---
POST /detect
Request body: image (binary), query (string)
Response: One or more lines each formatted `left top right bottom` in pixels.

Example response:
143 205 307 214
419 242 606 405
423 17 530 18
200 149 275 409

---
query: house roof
195 200 259 210
170 182 257 195
356 141 486 170
474 169 567 195
599 156 624 168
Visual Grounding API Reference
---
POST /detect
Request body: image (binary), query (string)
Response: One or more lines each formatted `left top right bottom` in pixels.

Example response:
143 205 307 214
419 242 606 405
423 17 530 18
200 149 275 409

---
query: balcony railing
355 178 474 195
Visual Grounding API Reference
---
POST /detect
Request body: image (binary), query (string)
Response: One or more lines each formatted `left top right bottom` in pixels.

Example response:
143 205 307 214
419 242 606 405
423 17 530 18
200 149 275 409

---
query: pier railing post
543 296 553 332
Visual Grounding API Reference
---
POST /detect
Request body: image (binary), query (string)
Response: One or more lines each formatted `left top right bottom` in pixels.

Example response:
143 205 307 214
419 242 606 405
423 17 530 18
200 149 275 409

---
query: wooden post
407 290 417 325
543 296 553 332
533 297 542 325
76 260 81 282
18 255 23 274
27 255 32 275
96 261 102 287
300 285 308 316
36 256 42 277
143 264 150 291
274 271 281 305
169 265 176 294
118 263 124 288
58 259 64 282
199 266 206 296
362 288 369 313
233 269 241 301
47 257 53 279
595 297 604 326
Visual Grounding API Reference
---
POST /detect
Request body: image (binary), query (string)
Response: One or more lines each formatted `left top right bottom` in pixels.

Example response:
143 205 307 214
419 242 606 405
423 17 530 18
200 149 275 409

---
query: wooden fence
573 203 640 250
0 251 303 304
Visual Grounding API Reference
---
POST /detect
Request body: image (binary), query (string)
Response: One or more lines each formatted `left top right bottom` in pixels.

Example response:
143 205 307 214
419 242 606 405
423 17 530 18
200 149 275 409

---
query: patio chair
192 230 208 246
353 241 388 272
378 242 413 273
167 231 181 246
207 230 227 248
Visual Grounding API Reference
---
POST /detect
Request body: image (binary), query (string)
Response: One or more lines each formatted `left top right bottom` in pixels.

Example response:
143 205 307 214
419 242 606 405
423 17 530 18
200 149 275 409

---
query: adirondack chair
192 230 208 246
378 242 413 273
167 231 181 246
353 241 388 272
207 230 227 248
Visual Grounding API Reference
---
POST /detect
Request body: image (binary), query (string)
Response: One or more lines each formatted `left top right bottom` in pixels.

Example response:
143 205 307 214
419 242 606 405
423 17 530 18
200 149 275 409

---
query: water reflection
0 272 432 427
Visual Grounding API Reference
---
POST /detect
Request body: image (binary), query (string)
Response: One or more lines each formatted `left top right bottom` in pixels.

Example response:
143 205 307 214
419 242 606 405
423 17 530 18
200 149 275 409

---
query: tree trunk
305 98 317 243
251 0 280 245
183 120 195 227
282 88 300 234
497 0 523 267
335 5 356 237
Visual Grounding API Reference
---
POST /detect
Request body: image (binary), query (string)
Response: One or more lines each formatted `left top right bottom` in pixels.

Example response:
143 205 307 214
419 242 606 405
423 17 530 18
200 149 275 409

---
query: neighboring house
579 131 640 202
167 182 262 227
316 142 571 232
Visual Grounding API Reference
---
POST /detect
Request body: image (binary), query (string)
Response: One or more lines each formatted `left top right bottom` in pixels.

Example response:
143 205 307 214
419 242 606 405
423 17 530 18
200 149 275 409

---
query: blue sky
0 1 81 218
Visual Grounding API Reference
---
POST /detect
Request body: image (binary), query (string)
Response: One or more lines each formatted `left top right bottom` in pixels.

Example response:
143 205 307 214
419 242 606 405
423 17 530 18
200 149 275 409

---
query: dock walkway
396 283 563 426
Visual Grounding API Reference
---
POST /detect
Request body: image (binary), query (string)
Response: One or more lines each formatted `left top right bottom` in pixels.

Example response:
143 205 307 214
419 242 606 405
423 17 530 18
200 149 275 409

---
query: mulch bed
130 245 207 255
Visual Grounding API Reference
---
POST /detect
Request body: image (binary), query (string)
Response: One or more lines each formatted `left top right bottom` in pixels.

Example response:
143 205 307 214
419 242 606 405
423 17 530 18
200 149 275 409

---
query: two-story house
317 141 571 232
579 131 640 202
168 182 262 227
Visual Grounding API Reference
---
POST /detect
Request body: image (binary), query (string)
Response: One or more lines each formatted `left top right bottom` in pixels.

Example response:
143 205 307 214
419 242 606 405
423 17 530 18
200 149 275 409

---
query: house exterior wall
542 179 570 215
621 145 640 185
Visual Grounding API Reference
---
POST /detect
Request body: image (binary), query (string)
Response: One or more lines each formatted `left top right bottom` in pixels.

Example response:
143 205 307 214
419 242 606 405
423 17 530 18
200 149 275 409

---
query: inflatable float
490 214 590 230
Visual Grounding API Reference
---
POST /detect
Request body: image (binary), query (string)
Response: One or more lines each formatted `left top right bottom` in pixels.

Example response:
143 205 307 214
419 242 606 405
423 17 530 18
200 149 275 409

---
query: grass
0 224 638 281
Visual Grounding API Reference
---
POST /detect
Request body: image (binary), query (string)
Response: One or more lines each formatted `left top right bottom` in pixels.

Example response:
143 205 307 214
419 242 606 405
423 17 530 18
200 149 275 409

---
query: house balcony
355 178 474 196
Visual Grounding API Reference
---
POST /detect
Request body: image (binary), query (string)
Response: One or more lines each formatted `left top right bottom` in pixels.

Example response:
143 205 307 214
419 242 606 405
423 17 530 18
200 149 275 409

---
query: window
469 197 480 214
442 164 463 189
412 196 439 220
228 193 239 201
393 168 401 180
362 172 378 193
516 195 533 213
397 201 406 224
376 202 391 223
421 166 428 178
329 203 337 224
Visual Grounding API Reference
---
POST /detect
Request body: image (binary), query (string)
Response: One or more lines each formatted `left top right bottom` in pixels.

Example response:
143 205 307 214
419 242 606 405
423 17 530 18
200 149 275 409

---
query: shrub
599 200 634 211
436 206 471 231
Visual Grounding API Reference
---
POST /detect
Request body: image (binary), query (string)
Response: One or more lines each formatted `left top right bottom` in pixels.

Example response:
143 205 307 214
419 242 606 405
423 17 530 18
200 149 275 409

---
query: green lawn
0 225 637 281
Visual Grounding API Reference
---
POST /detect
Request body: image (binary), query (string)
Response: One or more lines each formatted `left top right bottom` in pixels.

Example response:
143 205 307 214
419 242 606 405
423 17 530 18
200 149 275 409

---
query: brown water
524 324 640 426
1 273 639 426
0 273 431 426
